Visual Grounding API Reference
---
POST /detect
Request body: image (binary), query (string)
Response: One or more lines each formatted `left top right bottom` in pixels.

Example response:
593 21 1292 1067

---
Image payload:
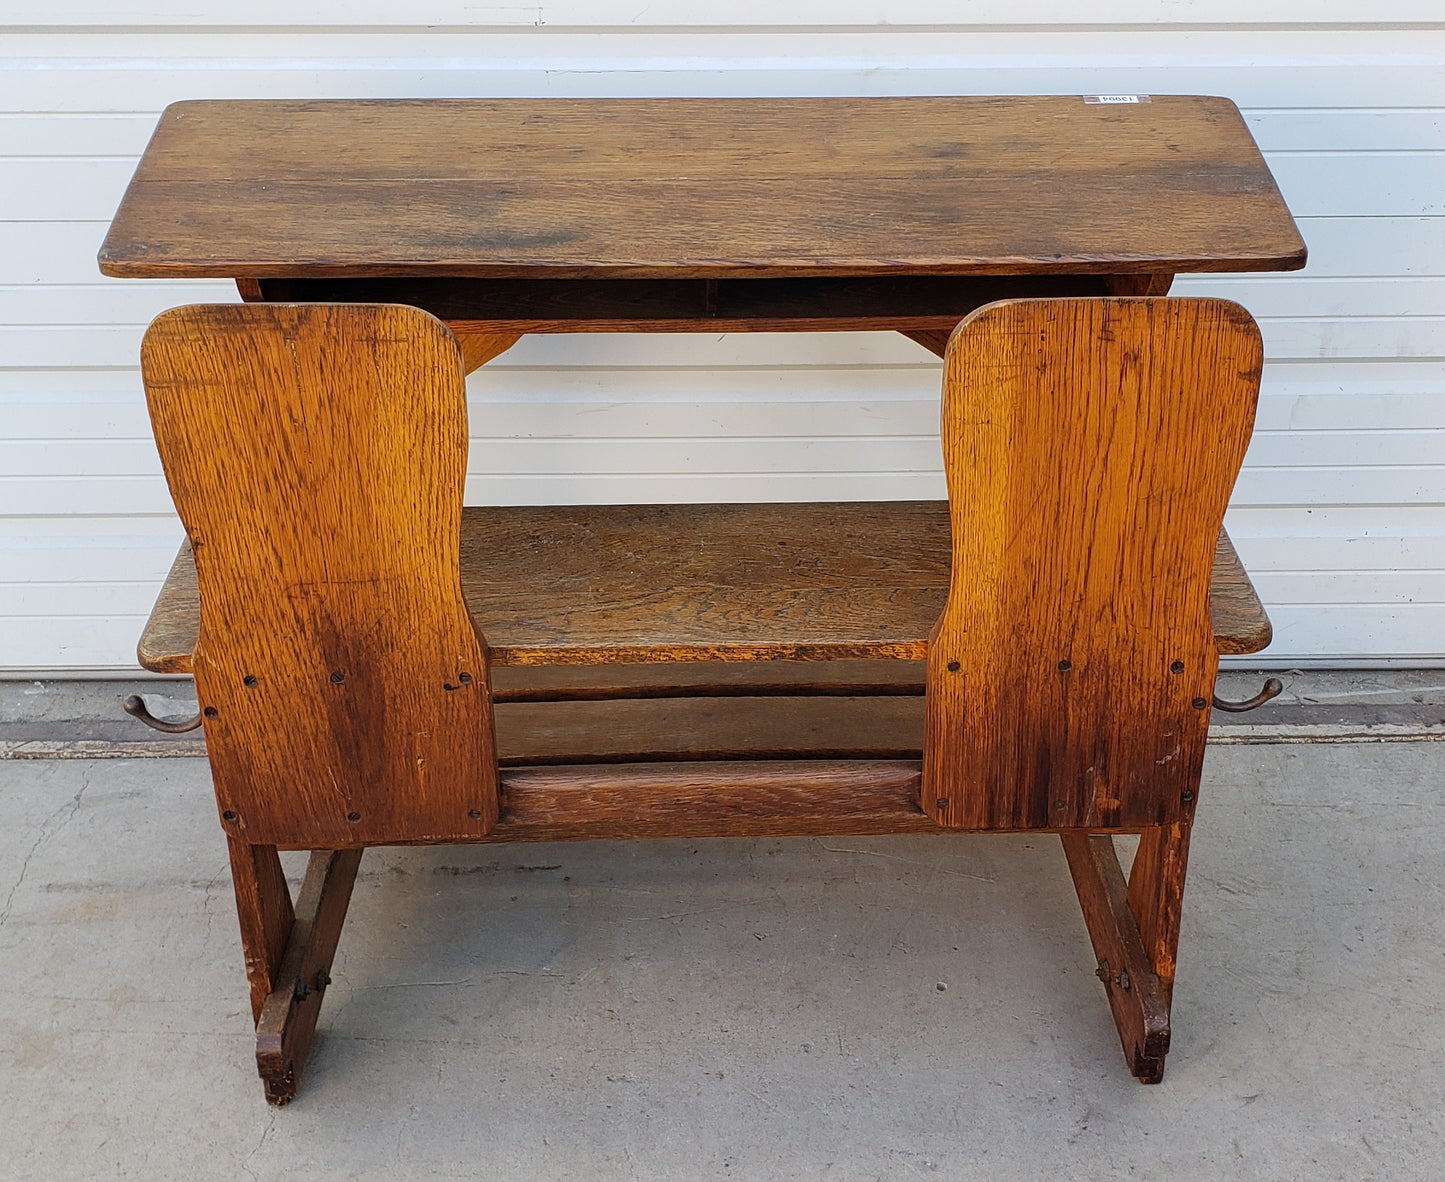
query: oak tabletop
99 95 1306 281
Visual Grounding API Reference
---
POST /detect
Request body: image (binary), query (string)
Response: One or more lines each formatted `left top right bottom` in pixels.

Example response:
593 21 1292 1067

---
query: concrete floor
2 683 1444 1178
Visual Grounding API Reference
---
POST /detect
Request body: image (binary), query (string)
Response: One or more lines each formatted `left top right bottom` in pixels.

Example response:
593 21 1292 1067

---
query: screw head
346 811 361 823
1170 660 1185 674
222 810 238 822
946 660 960 673
203 706 218 718
330 671 346 684
1057 659 1072 672
468 809 483 821
1192 697 1208 710
243 674 258 687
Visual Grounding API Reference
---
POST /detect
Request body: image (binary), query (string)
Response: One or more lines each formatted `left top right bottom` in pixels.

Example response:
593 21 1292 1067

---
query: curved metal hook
123 694 203 733
1211 677 1284 714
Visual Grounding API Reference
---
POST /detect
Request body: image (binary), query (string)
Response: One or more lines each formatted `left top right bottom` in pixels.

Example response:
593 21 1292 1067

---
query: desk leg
1127 821 1192 1005
254 848 363 1106
227 837 295 1022
227 837 363 1104
1061 832 1173 1083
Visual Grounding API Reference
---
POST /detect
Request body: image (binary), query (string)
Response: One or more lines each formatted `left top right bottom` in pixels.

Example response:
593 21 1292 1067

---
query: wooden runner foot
255 848 363 1105
1060 832 1172 1083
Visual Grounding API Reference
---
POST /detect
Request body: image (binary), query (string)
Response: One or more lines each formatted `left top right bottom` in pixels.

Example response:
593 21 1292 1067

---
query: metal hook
1211 677 1284 714
123 694 203 733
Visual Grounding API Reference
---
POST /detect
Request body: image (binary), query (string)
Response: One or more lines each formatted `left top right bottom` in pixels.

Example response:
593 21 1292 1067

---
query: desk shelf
138 500 1270 677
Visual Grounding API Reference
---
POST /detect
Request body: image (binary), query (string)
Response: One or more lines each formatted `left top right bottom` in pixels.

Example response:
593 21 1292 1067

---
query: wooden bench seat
137 502 1270 677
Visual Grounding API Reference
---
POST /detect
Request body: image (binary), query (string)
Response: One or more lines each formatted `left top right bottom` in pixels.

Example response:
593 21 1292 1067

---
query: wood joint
1061 832 1173 1083
254 848 362 1105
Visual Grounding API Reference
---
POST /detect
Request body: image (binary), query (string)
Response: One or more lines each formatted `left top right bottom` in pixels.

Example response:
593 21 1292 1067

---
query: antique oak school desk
100 96 1306 1103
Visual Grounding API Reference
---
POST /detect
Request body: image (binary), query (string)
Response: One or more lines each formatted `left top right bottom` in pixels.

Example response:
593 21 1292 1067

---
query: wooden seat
133 297 1270 1102
137 507 1269 673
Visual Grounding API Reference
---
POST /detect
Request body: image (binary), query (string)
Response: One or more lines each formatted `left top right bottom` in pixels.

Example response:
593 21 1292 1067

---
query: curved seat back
923 298 1263 831
141 303 498 846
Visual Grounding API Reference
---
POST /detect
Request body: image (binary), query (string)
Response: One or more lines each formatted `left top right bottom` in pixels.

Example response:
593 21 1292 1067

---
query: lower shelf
137 501 1272 674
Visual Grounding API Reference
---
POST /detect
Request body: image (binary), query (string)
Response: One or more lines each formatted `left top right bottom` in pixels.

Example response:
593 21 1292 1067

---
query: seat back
141 303 498 846
922 298 1263 831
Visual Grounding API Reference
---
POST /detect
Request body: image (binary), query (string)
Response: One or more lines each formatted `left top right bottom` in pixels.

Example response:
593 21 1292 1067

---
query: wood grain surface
141 304 500 848
99 96 1305 280
492 694 924 765
492 761 931 842
1126 821 1194 1005
923 298 1265 832
137 506 1270 674
226 838 294 1022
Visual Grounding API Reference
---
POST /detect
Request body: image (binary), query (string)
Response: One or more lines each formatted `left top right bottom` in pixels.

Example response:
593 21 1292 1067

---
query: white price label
1082 94 1151 105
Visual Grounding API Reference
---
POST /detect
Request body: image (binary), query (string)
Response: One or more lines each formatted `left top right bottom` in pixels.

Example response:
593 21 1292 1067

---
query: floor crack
0 765 92 927
239 1109 278 1179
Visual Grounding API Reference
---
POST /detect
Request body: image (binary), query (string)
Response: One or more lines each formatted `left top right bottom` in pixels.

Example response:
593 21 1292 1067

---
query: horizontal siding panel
0 282 238 326
0 440 161 477
1245 431 1445 468
1254 392 1445 433
5 39 1445 112
1233 467 1445 506
1288 217 1445 278
1246 109 1445 153
2 401 152 439
1267 153 1445 218
0 113 159 157
458 472 949 505
0 222 113 284
1251 570 1445 604
1259 318 1445 360
0 617 153 671
0 160 136 223
0 530 180 582
0 581 164 617
1255 360 1445 400
1174 276 1445 319
0 476 174 516
468 399 941 438
1264 605 1445 660
467 438 945 476
8 4 1443 27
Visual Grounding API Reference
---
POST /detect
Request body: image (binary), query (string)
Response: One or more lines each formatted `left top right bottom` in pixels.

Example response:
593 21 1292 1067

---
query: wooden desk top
99 95 1305 281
